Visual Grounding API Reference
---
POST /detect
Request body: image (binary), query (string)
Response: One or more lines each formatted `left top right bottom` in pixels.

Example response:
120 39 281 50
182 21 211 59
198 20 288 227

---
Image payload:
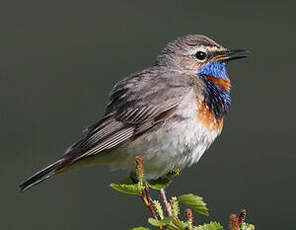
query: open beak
211 49 249 62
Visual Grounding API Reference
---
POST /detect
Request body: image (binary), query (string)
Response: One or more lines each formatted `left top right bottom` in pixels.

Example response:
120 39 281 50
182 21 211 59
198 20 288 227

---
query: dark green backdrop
2 1 295 229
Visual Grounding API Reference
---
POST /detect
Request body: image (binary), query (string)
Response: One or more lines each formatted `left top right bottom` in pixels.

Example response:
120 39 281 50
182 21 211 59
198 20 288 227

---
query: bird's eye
195 51 207 60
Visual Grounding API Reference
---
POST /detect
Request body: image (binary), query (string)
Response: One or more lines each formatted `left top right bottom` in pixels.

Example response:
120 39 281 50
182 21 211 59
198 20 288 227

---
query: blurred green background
2 0 295 229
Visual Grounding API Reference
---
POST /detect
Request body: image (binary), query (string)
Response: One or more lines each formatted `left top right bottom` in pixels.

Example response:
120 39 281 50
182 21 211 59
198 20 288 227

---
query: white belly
101 94 222 179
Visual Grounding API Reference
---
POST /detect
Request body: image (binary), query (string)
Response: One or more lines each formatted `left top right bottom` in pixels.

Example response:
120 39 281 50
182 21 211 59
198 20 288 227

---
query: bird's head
156 34 247 91
156 34 248 120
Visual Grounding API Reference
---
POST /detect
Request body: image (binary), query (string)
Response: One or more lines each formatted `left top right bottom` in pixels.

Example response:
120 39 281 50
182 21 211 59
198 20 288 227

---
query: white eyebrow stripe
185 45 226 56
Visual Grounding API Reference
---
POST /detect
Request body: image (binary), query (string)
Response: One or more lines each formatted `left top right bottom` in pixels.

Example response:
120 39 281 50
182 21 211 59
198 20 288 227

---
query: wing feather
66 70 194 162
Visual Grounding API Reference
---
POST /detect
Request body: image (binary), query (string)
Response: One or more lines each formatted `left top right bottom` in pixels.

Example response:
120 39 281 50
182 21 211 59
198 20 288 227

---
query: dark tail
19 157 72 192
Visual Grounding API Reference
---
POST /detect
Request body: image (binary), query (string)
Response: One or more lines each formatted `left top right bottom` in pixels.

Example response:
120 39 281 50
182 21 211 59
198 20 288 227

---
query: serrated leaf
110 183 143 195
166 217 186 230
193 221 223 230
152 200 164 219
170 197 180 217
131 227 151 230
148 177 172 190
148 216 173 227
177 194 208 216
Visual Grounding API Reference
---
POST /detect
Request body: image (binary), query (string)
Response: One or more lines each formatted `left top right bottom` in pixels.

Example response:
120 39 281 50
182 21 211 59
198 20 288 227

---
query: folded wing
67 70 192 161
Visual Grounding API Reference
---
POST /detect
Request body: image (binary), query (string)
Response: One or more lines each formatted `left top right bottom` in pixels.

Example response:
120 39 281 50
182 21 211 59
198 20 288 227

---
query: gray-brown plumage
19 35 247 191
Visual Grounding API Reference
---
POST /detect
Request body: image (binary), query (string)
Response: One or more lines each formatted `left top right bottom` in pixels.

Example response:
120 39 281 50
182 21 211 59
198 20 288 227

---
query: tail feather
19 158 69 192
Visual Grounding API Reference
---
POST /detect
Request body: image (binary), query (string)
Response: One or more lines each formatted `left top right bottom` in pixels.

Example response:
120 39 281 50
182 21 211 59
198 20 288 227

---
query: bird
19 34 247 192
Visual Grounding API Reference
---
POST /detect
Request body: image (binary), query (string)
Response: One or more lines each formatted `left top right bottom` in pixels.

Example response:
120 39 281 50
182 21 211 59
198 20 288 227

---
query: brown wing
65 70 193 160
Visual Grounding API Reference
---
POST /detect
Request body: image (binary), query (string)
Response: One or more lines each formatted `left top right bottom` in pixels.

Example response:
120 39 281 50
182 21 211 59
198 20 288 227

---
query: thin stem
139 186 158 220
135 156 161 228
145 185 158 220
160 188 172 216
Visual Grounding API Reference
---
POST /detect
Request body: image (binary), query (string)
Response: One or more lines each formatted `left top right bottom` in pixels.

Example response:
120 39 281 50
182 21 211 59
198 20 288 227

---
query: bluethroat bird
19 34 247 191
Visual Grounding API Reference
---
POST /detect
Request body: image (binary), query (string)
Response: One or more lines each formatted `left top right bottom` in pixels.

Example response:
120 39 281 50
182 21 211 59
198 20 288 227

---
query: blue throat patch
198 61 231 120
199 61 229 79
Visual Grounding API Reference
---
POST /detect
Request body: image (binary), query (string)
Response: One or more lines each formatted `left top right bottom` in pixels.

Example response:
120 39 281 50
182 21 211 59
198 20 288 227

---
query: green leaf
166 217 186 230
148 177 172 190
148 216 173 227
240 223 255 230
170 197 180 217
152 200 164 219
193 222 223 230
110 183 143 195
177 194 209 216
131 227 151 230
